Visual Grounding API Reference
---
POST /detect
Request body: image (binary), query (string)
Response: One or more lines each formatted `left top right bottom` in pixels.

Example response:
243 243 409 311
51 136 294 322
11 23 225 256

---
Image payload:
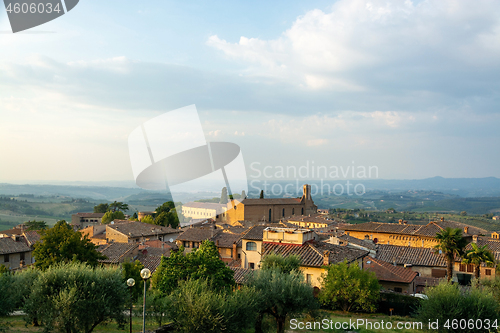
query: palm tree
462 243 495 279
434 227 467 282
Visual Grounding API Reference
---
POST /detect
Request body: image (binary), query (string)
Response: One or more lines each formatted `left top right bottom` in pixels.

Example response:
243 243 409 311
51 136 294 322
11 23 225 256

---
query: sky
1 0 500 184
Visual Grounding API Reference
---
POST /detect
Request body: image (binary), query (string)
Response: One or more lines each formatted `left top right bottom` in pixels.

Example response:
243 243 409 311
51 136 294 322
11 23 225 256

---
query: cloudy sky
1 0 500 184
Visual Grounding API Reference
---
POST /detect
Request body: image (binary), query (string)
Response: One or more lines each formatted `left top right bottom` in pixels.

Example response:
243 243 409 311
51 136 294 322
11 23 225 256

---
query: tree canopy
249 269 317 333
101 211 125 224
121 259 144 301
93 203 109 213
319 260 380 313
33 220 106 270
25 220 48 231
434 227 467 281
260 253 301 274
109 201 129 212
24 262 128 333
463 243 495 279
152 240 235 295
220 187 228 204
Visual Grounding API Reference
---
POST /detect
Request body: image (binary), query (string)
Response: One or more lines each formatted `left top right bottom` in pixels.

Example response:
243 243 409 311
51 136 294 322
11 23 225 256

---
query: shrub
415 281 499 333
23 262 128 333
168 279 256 333
319 260 380 312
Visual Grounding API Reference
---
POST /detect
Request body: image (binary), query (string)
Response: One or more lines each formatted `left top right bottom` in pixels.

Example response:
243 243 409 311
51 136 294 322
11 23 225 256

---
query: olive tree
24 262 128 333
249 269 317 333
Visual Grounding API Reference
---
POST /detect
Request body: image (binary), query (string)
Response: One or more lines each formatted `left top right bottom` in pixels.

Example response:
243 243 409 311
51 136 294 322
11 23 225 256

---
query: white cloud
207 0 500 91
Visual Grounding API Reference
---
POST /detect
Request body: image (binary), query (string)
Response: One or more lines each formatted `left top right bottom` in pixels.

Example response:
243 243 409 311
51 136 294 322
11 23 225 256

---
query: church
226 184 317 225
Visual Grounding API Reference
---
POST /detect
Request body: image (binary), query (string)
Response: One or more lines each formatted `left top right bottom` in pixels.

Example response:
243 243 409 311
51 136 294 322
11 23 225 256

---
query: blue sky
1 0 500 183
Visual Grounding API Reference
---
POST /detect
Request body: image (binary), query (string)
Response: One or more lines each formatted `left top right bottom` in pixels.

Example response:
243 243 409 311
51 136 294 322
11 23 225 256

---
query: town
1 184 499 332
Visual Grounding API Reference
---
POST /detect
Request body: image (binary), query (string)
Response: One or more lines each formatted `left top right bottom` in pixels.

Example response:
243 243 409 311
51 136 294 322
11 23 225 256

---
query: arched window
292 208 295 215
301 208 304 215
269 209 272 222
246 242 257 251
282 208 285 217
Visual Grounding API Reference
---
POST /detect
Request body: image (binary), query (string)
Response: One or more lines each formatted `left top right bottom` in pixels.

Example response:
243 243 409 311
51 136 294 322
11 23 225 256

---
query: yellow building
239 225 368 288
286 214 336 229
339 220 483 248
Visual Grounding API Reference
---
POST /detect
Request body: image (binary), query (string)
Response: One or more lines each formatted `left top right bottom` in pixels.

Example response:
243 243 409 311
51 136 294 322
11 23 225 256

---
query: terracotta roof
140 239 178 251
223 227 248 235
212 233 241 248
414 223 443 237
74 213 105 218
107 221 182 238
0 236 31 254
339 234 377 251
0 227 24 236
238 198 302 206
136 247 171 273
285 214 334 223
262 241 368 268
177 227 221 242
376 244 446 267
230 267 253 284
97 243 138 264
241 224 277 241
433 220 486 236
466 237 500 252
23 230 42 247
364 257 418 284
341 221 484 238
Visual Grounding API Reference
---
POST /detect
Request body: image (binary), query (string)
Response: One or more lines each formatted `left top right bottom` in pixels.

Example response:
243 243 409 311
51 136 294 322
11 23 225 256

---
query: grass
1 311 423 333
0 315 156 333
287 311 423 333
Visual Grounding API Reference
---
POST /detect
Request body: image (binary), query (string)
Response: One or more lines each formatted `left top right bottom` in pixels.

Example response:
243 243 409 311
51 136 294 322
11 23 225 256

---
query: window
183 241 190 248
486 269 492 276
459 264 466 272
306 274 312 284
20 252 25 261
301 208 304 215
249 263 255 269
394 287 403 293
282 208 285 217
4 254 9 263
467 264 474 273
292 208 295 215
246 242 257 251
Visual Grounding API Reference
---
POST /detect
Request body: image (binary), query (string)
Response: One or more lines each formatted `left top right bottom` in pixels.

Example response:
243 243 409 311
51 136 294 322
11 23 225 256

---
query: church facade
226 184 317 225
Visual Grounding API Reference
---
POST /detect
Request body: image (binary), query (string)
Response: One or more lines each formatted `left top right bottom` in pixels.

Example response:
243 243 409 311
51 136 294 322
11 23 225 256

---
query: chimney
473 235 478 243
441 217 445 222
398 219 403 224
323 250 330 266
403 220 408 225
232 242 238 261
464 226 469 234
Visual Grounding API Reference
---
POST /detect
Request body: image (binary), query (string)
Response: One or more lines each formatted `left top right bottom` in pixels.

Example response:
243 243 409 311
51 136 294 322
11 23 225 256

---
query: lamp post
126 278 135 333
140 268 151 333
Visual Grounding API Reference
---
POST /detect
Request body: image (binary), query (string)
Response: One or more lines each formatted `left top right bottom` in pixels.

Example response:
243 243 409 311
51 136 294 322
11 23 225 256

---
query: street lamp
126 278 135 333
140 268 151 333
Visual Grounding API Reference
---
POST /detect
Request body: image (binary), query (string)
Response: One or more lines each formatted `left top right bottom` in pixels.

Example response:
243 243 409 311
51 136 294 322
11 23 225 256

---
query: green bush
319 260 380 313
167 279 256 333
415 281 499 333
23 262 128 333
377 292 421 316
